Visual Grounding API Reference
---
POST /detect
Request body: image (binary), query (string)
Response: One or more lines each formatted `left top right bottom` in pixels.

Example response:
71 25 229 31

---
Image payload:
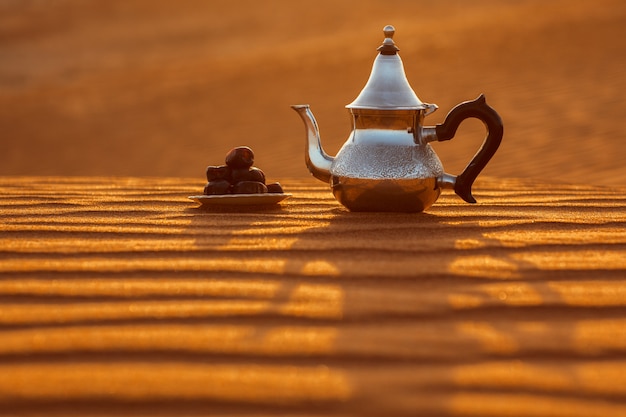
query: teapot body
291 25 504 213
330 109 444 212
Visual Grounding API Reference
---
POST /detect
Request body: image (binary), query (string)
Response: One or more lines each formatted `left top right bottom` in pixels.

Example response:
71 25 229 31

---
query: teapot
292 25 503 212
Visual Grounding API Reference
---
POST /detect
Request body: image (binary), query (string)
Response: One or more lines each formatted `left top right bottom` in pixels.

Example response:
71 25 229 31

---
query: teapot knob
378 25 400 55
383 25 395 38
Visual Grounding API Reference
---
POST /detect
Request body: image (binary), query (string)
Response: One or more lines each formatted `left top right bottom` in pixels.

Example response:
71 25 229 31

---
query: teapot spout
291 105 334 183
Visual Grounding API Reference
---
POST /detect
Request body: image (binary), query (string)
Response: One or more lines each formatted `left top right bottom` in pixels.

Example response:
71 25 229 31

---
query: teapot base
331 176 440 212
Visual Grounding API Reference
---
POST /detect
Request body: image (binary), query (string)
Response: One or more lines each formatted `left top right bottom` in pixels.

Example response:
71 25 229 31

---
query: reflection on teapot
292 25 503 212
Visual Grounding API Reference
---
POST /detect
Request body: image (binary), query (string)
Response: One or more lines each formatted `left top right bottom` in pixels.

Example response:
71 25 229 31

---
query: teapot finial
378 25 399 55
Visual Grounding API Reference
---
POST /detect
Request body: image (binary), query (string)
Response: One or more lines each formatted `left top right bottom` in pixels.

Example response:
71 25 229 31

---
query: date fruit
204 179 231 195
225 146 254 169
201 147 285 196
232 181 268 194
266 182 284 194
206 165 231 182
231 167 265 184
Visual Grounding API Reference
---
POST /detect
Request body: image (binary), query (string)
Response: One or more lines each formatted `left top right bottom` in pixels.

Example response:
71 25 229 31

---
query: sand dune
2 3 626 414
1 176 625 416
1 0 625 186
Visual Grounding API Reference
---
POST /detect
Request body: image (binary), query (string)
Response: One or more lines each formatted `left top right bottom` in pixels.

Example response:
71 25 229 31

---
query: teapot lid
346 25 428 110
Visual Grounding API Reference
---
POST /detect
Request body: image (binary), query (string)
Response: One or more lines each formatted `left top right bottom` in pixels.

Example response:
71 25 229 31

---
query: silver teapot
292 25 503 212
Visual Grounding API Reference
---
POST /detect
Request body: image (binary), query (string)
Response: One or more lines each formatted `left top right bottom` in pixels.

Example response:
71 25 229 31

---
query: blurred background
1 0 625 186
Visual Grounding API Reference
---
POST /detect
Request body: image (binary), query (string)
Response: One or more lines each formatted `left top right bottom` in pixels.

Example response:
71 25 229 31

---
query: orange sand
2 2 626 415
1 0 625 186
0 176 625 416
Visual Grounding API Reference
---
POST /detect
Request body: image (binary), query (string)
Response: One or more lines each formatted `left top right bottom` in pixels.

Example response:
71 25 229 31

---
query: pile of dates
204 146 284 195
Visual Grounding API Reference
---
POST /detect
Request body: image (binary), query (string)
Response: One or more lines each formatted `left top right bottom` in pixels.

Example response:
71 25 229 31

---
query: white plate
188 193 292 206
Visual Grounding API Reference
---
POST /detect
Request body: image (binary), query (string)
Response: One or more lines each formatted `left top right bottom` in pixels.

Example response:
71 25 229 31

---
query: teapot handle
435 94 503 203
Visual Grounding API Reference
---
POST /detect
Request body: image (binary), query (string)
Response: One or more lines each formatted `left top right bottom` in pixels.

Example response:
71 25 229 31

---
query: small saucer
188 193 292 206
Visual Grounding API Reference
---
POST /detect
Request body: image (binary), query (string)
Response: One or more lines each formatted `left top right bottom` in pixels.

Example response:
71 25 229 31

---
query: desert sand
1 1 626 416
1 0 625 186
1 176 625 416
